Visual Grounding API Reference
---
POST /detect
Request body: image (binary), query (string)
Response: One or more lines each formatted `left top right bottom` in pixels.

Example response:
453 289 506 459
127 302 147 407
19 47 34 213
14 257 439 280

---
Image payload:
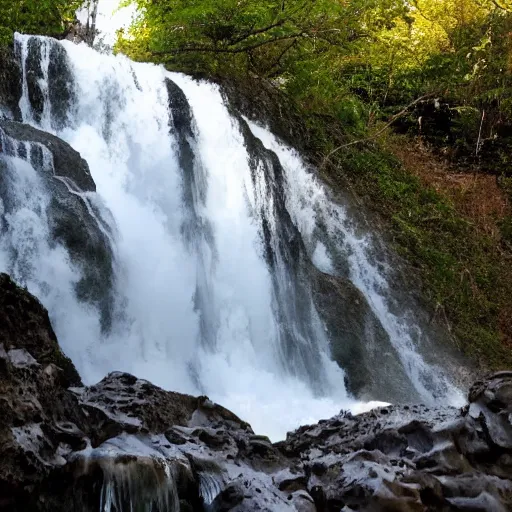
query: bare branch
228 19 286 45
153 32 305 57
320 92 437 170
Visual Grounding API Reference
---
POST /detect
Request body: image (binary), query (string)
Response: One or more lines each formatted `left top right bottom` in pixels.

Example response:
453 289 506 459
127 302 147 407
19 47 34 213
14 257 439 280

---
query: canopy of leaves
117 1 512 145
117 0 405 66
0 0 84 45
118 1 413 137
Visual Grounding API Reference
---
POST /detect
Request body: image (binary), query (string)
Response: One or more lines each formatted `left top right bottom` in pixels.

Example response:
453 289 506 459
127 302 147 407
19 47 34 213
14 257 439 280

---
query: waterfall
0 34 463 442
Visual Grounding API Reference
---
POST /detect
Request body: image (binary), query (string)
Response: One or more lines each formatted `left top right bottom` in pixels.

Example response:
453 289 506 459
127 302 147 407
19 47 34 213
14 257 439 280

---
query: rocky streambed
1 273 511 511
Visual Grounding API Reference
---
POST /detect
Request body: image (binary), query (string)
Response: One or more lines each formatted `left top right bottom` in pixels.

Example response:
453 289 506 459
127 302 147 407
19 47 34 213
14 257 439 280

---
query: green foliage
328 142 512 369
117 0 408 128
0 0 83 45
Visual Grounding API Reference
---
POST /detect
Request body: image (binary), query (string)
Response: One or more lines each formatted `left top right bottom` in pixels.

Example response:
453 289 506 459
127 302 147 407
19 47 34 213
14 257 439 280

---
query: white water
0 35 462 441
248 123 465 405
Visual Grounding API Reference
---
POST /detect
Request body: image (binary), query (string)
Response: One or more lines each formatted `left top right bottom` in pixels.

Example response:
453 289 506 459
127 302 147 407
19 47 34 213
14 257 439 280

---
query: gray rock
1 274 512 511
16 37 76 130
0 46 22 120
311 269 418 403
0 120 115 331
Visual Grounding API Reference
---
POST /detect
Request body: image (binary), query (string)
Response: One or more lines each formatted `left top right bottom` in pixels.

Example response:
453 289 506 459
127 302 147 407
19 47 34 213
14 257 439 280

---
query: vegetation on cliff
117 0 512 369
117 0 512 168
0 0 86 44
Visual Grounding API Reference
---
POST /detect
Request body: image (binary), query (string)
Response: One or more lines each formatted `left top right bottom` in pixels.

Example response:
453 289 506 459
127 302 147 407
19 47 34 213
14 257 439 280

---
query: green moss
319 140 512 370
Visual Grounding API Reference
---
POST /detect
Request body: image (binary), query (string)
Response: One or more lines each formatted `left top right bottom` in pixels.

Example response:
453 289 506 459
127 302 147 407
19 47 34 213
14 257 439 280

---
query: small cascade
72 437 181 512
0 33 465 443
234 117 333 391
0 119 116 334
199 472 224 507
99 460 178 512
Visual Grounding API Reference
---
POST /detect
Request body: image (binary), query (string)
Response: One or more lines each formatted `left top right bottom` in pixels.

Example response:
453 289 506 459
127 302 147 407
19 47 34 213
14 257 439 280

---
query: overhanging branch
153 32 306 57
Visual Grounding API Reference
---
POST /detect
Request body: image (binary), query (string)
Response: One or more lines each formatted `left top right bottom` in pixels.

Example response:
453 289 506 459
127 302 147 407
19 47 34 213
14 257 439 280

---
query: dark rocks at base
1 274 512 511
0 274 247 511
0 119 115 332
0 273 80 385
468 371 512 452
278 397 512 511
0 274 85 510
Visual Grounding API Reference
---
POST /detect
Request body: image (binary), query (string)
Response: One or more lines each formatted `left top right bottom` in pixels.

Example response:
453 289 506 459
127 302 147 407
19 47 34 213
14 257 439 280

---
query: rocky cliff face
0 119 115 332
0 47 21 121
1 273 511 511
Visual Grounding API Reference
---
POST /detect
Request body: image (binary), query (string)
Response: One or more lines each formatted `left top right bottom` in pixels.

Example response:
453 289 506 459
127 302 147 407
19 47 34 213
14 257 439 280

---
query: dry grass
387 137 510 239
384 134 512 368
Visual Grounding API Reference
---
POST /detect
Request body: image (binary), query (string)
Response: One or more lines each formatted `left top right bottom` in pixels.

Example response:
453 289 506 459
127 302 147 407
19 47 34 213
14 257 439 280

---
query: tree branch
153 32 305 57
228 19 286 45
265 39 298 76
320 92 437 170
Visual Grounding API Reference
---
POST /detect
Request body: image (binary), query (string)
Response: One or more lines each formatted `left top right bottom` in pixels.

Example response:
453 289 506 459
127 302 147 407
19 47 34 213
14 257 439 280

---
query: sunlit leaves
0 0 83 44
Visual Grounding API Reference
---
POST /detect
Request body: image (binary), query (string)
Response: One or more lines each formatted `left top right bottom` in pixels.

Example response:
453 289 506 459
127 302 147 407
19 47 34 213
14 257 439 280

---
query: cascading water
0 34 463 443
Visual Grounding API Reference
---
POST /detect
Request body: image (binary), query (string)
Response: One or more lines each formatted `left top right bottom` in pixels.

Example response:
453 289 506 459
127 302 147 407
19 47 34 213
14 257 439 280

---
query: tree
0 0 84 44
116 0 407 75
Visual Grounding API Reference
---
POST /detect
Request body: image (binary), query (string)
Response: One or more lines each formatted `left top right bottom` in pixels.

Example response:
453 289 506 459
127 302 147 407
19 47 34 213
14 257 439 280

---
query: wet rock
2 276 512 511
0 46 22 120
165 428 188 446
0 274 85 511
166 78 194 138
0 120 115 331
235 114 330 389
469 371 512 450
210 483 245 511
0 119 94 191
16 37 75 130
0 273 80 384
78 371 198 434
311 270 418 404
289 490 317 512
47 42 76 130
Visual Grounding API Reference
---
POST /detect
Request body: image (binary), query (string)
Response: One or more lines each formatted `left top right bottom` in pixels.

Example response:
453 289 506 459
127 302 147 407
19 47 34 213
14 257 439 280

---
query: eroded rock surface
1 274 511 511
